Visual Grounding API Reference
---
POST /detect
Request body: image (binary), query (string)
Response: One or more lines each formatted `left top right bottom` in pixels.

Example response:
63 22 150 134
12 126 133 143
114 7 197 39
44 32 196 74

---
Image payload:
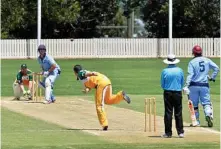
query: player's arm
78 70 97 80
41 56 57 76
185 62 194 87
16 72 26 94
209 60 220 81
85 71 98 77
160 70 165 89
37 58 44 73
82 87 91 93
48 57 57 73
28 70 33 91
48 64 56 73
28 71 33 81
181 69 185 88
16 72 22 84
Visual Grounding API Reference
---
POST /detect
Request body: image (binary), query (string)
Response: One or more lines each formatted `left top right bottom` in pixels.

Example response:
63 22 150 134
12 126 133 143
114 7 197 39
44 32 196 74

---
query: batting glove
42 71 49 77
183 86 190 95
209 78 215 82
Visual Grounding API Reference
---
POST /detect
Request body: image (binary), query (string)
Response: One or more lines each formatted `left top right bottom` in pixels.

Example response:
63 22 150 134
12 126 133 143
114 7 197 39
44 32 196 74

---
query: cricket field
1 58 220 149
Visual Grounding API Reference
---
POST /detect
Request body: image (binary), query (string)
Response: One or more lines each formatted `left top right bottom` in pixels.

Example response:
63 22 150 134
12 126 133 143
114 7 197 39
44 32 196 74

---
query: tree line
1 0 220 39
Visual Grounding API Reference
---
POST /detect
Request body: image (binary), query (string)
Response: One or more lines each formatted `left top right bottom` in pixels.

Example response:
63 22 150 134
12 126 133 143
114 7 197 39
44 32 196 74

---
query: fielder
183 45 219 127
13 64 34 100
73 64 131 131
37 44 61 104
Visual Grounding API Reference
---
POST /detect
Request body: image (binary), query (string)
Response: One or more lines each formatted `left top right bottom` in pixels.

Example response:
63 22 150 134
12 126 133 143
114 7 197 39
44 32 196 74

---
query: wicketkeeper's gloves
26 90 31 95
23 90 27 96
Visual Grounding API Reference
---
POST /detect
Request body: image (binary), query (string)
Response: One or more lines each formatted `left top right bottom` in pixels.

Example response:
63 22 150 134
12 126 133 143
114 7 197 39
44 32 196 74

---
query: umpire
161 54 184 138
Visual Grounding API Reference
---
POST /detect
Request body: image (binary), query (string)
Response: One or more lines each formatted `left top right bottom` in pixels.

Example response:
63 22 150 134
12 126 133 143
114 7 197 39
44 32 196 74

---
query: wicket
32 73 43 102
144 97 156 132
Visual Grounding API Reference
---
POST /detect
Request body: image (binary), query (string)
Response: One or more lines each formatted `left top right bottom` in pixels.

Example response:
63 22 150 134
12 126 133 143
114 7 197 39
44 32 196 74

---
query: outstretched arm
16 73 26 94
48 64 56 73
82 87 91 93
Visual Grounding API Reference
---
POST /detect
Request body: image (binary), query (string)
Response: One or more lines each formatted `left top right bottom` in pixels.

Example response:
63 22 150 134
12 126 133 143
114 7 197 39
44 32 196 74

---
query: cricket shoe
51 94 56 103
161 134 172 138
122 91 131 104
206 116 213 127
28 96 32 100
103 126 108 131
178 133 184 138
189 120 200 127
13 97 20 100
189 123 200 127
42 100 53 104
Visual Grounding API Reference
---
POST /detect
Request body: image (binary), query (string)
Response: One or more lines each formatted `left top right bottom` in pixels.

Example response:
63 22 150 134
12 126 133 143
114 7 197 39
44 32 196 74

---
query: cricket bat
187 95 198 126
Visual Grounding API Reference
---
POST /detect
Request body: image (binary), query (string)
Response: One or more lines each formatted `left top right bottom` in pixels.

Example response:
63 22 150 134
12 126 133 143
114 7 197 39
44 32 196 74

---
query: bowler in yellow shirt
73 64 131 131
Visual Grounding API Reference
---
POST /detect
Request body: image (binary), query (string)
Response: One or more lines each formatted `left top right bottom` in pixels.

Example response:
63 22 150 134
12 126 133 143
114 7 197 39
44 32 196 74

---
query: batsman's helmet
38 44 46 52
192 45 202 56
73 65 82 73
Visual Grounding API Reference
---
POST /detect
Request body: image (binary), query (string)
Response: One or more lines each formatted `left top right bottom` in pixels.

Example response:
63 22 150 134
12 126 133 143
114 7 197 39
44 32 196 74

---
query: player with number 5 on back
183 45 219 127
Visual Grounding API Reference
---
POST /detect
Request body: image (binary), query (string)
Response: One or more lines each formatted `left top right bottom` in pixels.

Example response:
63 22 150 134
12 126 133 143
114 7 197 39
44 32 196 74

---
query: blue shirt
186 56 219 86
161 65 184 91
37 54 61 74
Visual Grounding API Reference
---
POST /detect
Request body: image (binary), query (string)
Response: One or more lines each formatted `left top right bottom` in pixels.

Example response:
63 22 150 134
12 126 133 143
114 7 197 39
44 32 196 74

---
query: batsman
37 44 61 104
183 45 219 127
73 64 131 131
13 64 34 100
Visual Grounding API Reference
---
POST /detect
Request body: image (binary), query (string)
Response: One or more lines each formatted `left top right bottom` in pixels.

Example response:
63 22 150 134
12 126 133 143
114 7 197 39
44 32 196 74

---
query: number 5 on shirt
187 95 198 126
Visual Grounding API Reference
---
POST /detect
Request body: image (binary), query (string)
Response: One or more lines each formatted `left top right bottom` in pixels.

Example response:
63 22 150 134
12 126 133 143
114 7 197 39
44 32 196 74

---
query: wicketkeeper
183 45 219 127
13 64 34 100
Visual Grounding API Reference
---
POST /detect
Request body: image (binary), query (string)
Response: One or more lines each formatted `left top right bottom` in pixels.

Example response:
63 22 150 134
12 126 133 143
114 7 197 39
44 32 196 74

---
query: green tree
74 0 119 38
99 8 126 37
141 0 220 38
42 0 80 38
1 0 120 38
1 0 26 38
1 0 80 39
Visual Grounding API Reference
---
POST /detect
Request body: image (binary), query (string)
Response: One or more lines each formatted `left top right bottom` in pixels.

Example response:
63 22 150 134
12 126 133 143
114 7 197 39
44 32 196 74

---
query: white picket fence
0 38 220 59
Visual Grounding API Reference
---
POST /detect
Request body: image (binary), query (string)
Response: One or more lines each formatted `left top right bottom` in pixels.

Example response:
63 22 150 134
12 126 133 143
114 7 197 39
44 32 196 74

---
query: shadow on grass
66 128 101 131
148 136 162 138
66 128 126 131
184 125 209 128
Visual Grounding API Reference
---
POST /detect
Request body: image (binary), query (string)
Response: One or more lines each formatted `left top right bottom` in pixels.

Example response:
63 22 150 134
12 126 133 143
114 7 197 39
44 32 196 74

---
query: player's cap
21 64 27 69
73 65 83 80
38 44 46 50
192 45 202 55
73 65 83 73
163 54 180 65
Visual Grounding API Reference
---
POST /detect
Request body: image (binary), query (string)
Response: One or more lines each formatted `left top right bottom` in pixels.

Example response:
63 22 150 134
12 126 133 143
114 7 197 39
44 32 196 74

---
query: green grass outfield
1 58 220 149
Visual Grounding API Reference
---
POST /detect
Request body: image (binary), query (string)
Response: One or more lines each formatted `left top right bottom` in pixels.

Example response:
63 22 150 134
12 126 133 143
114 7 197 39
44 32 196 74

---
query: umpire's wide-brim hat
163 54 180 64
